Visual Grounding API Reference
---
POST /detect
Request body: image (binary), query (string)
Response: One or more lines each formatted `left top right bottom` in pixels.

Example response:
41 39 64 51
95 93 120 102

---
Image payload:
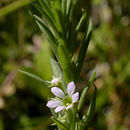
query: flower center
63 97 72 107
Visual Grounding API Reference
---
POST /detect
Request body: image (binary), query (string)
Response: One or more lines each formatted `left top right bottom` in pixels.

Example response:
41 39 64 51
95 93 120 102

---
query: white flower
46 81 79 113
51 77 61 86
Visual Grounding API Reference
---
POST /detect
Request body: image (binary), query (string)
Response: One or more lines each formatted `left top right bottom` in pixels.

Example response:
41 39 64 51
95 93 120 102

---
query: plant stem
0 0 35 17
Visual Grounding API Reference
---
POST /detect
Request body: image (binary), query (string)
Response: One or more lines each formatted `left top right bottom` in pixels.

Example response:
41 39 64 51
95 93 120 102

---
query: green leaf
50 57 62 78
33 15 58 58
43 0 50 7
70 9 87 56
51 117 68 130
74 9 87 40
66 0 72 16
78 72 96 112
32 2 60 39
76 19 92 76
38 0 54 22
0 0 31 17
67 0 73 37
83 84 97 125
62 0 67 18
54 0 61 11
65 110 75 129
68 0 76 21
50 1 63 34
50 57 66 91
61 0 67 41
53 9 63 34
58 44 72 83
50 109 57 118
18 69 49 86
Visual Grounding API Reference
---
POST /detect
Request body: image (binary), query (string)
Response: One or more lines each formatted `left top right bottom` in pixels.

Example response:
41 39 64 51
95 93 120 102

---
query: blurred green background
0 0 130 130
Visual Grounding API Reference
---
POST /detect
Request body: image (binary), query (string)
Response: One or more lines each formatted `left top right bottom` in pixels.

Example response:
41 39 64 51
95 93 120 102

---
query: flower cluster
47 81 79 113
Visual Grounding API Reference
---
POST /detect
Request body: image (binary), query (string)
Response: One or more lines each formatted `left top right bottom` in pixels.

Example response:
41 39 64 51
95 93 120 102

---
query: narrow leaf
38 0 54 22
50 57 62 77
54 0 61 11
61 0 67 40
83 85 97 124
50 1 63 33
33 15 58 58
18 69 49 86
77 19 92 76
50 57 66 91
74 9 87 40
78 72 96 112
70 9 87 55
50 109 57 118
0 0 31 17
66 0 72 16
62 0 67 18
66 0 75 50
58 44 72 83
32 2 60 39
51 117 68 130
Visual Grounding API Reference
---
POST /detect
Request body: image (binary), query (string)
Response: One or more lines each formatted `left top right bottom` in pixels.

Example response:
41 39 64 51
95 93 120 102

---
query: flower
46 81 79 113
51 77 61 86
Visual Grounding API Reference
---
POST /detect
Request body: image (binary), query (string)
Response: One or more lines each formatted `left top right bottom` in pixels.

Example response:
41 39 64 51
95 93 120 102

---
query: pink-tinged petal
66 104 73 110
55 106 65 113
46 100 62 108
67 81 75 96
72 92 79 103
51 87 65 99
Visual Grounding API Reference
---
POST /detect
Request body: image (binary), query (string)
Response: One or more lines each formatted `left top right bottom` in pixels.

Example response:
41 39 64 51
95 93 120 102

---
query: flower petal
72 92 79 103
67 81 75 96
51 87 65 99
46 100 62 108
55 106 65 113
66 104 73 110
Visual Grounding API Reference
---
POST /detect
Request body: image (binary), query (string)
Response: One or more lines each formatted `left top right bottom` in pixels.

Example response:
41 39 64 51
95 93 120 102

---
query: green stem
0 0 35 17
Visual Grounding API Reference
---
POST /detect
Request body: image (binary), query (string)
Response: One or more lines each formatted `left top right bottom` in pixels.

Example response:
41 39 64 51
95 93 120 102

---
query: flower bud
51 77 61 86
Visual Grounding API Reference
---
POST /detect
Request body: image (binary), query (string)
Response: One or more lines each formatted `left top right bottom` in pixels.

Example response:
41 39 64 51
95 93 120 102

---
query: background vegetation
0 0 130 129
